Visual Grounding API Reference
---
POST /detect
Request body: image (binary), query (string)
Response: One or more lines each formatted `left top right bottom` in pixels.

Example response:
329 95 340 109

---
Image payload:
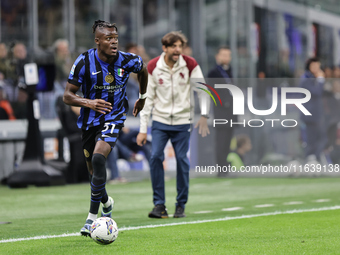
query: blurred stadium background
1 0 340 183
3 0 340 77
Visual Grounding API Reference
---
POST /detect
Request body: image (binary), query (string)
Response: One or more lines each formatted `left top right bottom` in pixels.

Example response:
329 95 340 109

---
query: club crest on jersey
105 73 114 83
117 68 124 77
83 149 90 158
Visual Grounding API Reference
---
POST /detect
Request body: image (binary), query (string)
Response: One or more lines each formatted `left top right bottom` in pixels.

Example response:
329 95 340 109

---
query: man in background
54 39 73 86
207 46 234 177
137 31 209 219
300 57 326 163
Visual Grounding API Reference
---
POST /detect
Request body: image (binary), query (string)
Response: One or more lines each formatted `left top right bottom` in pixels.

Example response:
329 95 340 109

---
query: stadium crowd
1 34 340 182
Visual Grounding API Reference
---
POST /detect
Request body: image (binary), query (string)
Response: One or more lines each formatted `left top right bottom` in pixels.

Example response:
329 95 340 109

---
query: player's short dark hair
161 31 187 47
92 20 118 34
236 134 250 149
305 57 320 71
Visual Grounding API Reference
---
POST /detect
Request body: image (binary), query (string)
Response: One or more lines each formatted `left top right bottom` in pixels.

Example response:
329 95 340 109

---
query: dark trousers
119 130 152 161
215 126 233 176
303 121 326 161
150 122 190 208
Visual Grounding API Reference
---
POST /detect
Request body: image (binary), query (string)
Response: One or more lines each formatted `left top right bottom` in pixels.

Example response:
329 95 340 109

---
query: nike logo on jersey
102 134 111 138
92 71 102 75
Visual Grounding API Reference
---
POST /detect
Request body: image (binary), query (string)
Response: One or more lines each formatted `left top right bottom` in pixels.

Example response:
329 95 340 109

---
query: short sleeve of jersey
122 53 143 73
68 54 85 87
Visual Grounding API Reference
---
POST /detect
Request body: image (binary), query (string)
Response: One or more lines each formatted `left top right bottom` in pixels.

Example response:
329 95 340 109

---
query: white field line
283 201 304 205
222 207 243 211
1 205 340 244
313 199 331 203
193 211 213 214
254 204 274 208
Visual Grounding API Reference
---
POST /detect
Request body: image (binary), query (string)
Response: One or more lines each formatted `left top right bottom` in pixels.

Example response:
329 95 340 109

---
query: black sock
89 153 107 214
101 190 108 204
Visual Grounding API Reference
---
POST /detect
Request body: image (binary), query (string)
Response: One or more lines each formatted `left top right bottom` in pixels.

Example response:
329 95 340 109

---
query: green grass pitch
1 177 340 254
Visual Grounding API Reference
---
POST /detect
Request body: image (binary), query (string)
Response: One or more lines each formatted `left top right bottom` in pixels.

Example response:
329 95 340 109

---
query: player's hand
194 116 210 137
133 98 146 117
136 132 147 146
87 99 112 114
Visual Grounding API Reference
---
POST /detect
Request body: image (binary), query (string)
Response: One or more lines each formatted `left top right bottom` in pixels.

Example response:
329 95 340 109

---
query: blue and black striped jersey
68 48 143 130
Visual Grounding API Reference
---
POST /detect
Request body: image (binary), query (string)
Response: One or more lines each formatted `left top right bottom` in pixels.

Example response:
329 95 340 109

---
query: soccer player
63 20 148 236
137 31 209 218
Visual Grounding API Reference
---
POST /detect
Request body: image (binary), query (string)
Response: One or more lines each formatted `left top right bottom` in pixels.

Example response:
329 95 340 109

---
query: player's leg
80 159 97 235
80 124 118 236
81 141 112 236
95 123 122 218
80 128 97 236
148 123 170 218
170 127 190 218
92 141 113 216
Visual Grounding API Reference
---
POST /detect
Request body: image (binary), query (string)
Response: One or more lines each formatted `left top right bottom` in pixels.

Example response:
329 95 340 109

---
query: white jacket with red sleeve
139 52 209 133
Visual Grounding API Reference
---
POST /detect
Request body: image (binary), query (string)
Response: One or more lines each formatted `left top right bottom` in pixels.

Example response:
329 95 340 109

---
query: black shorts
81 122 123 161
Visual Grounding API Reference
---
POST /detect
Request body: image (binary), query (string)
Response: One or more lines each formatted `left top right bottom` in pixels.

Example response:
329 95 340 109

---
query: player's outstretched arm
63 82 112 114
133 64 148 117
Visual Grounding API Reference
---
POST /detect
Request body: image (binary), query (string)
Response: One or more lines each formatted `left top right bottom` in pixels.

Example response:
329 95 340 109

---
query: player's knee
92 153 106 167
150 150 164 160
150 154 164 163
92 153 107 182
176 154 188 162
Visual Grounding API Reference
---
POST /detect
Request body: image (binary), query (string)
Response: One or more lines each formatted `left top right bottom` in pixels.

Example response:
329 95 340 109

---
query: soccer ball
91 217 119 245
